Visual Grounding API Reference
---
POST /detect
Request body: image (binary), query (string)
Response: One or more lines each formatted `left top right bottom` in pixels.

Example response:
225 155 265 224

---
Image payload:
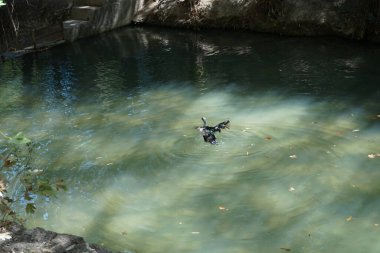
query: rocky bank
1 0 380 54
135 0 380 42
0 222 111 253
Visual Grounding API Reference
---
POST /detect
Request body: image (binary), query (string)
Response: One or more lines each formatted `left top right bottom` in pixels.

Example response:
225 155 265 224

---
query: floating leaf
346 216 353 222
9 132 31 145
26 203 36 214
265 136 272 141
289 155 297 159
280 248 291 252
289 187 295 192
3 159 16 167
368 154 376 159
37 180 55 197
24 191 33 201
56 179 67 191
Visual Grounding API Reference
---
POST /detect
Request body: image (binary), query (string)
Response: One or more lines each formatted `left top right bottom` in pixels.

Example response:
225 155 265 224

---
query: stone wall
0 0 72 52
1 0 379 53
64 0 145 42
134 0 380 42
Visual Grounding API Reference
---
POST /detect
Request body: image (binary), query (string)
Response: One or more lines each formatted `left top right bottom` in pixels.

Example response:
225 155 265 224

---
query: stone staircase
24 24 66 50
22 0 142 52
63 0 107 42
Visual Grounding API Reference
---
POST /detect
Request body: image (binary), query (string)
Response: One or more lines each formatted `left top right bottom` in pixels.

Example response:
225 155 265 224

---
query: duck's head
201 117 207 126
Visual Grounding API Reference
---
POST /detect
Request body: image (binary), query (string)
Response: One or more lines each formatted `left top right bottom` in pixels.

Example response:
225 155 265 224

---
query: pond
0 26 380 253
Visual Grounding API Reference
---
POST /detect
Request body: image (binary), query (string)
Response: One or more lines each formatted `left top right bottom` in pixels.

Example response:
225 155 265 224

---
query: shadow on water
0 26 380 253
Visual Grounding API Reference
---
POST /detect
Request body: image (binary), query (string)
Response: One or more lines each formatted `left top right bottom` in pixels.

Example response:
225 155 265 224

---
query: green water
0 27 380 253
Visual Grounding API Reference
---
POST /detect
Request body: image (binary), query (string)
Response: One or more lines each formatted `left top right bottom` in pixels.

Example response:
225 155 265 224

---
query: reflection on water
0 27 380 253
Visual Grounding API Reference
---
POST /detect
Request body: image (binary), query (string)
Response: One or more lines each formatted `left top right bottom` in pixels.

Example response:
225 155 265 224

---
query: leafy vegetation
0 130 66 224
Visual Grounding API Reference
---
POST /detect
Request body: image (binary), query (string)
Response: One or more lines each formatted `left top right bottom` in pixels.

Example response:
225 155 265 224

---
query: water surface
0 27 380 253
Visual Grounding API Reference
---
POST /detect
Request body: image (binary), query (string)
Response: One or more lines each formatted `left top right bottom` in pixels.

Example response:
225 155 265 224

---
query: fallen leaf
346 216 353 222
280 248 291 252
289 155 297 159
24 192 33 201
26 203 36 214
3 160 16 168
265 136 272 141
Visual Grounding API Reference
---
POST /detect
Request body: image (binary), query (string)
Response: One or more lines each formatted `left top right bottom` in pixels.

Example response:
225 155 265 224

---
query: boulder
0 223 111 253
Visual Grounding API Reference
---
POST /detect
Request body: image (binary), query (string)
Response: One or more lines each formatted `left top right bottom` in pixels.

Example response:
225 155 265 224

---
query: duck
197 117 230 144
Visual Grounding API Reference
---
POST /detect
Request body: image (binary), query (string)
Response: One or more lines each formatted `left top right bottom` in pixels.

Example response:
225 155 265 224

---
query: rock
135 0 380 42
2 0 379 54
0 223 111 253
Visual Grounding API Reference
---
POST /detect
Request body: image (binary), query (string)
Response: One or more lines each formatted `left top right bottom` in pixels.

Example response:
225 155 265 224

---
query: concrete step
24 40 66 50
74 0 105 7
23 24 65 50
63 20 89 42
71 6 100 21
33 24 64 43
63 19 89 29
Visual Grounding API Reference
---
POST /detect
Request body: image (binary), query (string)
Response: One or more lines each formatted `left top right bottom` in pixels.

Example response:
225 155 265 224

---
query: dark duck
197 117 230 144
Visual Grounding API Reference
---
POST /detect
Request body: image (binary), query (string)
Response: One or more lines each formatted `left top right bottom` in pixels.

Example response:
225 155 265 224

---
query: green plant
0 130 66 223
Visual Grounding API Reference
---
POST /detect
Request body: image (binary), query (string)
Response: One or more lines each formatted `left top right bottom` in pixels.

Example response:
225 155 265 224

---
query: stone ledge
0 223 111 253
